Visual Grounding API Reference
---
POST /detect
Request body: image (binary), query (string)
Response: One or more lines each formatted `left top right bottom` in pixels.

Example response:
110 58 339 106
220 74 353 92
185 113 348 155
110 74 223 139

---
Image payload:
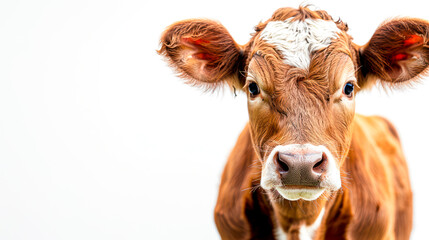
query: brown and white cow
159 6 429 240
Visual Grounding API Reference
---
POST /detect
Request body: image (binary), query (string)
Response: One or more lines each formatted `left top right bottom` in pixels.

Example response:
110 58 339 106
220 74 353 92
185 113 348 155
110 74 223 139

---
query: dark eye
343 82 354 97
248 82 260 97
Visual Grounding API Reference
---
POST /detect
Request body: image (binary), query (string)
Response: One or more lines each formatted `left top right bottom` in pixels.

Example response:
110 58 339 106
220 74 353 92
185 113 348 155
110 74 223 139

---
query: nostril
313 159 323 168
276 153 289 173
312 152 328 174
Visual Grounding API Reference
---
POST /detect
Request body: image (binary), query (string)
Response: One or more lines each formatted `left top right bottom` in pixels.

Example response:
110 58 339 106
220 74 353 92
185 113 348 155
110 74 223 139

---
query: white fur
260 144 341 201
275 226 288 240
300 208 325 240
274 208 325 240
259 18 340 69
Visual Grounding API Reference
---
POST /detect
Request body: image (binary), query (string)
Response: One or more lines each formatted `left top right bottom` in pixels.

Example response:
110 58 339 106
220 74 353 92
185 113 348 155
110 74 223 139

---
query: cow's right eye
248 82 260 97
343 82 354 98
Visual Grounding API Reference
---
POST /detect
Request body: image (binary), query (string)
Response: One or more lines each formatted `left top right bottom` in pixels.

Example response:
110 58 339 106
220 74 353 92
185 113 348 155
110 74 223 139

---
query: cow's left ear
158 19 245 90
358 18 429 88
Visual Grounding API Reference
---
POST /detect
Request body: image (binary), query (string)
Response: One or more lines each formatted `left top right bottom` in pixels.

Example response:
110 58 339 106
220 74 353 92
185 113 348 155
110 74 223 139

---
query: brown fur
360 18 429 87
159 6 428 240
215 115 412 239
158 19 244 90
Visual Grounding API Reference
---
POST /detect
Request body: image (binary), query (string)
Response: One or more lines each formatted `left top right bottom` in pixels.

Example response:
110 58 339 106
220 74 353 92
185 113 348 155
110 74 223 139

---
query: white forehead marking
259 18 341 69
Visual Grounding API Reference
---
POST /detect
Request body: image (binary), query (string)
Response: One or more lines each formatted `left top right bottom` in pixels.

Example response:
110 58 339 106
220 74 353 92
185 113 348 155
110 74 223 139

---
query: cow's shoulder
353 114 401 142
350 114 405 174
214 124 275 240
343 114 412 239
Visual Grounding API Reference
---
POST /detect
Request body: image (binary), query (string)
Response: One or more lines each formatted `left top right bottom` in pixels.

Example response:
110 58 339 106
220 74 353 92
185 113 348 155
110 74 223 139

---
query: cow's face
159 7 429 201
246 17 356 201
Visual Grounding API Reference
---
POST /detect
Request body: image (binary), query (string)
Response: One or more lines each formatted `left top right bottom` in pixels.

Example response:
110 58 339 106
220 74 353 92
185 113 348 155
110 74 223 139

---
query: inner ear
359 18 429 87
181 38 220 62
388 34 425 79
158 19 245 90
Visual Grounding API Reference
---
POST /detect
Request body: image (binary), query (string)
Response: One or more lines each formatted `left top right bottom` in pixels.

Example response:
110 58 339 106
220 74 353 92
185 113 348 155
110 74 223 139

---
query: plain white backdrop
0 0 428 239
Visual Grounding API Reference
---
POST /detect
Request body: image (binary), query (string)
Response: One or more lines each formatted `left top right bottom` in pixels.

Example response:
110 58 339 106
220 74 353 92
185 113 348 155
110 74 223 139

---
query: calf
159 6 429 239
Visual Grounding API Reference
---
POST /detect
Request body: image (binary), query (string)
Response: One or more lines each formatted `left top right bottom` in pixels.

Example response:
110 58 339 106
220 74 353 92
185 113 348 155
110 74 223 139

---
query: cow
158 6 429 240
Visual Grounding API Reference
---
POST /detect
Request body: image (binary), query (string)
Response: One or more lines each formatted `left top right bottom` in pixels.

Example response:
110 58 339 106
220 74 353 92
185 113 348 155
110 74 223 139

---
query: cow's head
159 7 429 202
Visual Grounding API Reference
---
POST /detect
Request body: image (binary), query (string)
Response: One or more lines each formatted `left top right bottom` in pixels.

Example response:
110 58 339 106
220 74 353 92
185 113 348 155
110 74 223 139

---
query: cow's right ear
358 18 429 89
158 19 245 90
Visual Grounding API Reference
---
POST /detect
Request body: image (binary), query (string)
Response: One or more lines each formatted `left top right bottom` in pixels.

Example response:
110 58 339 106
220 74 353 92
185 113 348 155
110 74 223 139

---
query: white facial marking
300 208 325 240
259 18 340 69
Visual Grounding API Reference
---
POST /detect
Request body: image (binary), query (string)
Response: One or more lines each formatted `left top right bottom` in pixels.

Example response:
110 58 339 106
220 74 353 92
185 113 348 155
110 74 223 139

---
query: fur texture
259 18 340 69
158 5 428 239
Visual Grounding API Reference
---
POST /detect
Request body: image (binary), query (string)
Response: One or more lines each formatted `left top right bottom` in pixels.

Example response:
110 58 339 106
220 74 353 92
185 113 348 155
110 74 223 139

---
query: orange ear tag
392 53 409 61
403 35 423 47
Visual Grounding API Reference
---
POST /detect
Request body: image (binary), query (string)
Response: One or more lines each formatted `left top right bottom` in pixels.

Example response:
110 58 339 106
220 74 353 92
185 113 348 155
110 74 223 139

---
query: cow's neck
272 197 328 240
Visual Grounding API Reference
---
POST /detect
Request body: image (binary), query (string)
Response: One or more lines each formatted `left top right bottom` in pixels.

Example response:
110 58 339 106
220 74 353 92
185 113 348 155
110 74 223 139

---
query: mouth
275 186 325 201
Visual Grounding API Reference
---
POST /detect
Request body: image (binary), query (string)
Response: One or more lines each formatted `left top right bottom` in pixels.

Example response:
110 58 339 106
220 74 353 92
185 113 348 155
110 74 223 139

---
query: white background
0 0 428 239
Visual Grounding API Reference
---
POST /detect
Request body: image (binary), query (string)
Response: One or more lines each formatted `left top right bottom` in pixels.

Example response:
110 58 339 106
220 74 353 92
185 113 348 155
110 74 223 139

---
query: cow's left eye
343 82 354 97
248 82 260 97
